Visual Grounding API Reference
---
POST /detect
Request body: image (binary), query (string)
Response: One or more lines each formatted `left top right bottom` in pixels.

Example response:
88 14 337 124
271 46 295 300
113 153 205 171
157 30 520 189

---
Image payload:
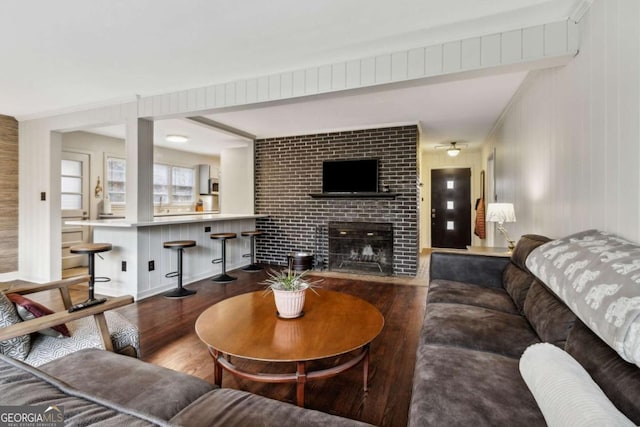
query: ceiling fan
434 141 468 157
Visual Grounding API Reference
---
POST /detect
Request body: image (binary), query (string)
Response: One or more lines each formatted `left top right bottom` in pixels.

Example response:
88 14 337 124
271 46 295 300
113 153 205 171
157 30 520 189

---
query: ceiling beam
186 116 255 140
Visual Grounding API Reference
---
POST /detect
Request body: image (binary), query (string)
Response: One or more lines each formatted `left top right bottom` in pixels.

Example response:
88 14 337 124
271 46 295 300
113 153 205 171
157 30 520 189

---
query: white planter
272 286 307 319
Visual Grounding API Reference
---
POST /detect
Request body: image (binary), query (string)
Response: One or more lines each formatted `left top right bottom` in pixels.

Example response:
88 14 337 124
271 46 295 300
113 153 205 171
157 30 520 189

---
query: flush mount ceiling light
435 141 467 157
447 142 461 157
166 134 189 143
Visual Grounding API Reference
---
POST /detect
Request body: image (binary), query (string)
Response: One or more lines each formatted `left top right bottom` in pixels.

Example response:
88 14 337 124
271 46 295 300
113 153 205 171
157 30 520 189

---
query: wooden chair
0 275 139 366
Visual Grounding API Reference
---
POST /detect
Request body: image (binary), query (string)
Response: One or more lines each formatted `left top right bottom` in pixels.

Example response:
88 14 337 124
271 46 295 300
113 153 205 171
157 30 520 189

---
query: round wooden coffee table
195 289 384 407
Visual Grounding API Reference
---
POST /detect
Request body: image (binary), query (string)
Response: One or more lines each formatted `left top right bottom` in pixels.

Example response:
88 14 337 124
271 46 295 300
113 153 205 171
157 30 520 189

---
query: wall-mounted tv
322 159 379 193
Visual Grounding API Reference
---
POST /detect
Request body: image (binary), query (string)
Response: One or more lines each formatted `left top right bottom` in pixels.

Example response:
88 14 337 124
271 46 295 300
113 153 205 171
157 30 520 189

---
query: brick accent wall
0 115 18 273
255 125 418 276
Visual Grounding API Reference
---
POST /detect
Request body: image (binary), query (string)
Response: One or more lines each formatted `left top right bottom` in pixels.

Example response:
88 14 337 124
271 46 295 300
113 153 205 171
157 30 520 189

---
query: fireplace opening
328 222 393 275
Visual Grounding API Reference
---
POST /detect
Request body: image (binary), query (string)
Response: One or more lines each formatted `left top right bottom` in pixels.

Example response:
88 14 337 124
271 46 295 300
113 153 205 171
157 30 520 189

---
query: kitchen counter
67 213 267 300
153 210 219 217
66 213 266 228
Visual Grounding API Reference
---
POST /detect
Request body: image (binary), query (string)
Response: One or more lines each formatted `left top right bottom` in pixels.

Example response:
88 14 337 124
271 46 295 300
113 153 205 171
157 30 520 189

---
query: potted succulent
263 263 321 319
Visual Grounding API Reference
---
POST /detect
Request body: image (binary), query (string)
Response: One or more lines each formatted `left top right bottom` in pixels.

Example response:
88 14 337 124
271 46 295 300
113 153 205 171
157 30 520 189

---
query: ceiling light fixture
166 134 189 143
447 142 461 157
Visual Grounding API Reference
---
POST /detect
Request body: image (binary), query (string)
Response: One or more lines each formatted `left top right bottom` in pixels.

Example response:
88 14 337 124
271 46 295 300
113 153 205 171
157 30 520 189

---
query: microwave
209 179 219 193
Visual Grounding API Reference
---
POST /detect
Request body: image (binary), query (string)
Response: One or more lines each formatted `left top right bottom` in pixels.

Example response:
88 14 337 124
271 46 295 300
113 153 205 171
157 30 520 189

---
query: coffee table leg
209 348 223 387
363 344 370 391
296 361 307 407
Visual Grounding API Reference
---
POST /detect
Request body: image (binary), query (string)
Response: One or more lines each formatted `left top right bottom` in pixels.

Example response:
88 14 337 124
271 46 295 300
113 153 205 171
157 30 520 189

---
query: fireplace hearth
328 222 393 275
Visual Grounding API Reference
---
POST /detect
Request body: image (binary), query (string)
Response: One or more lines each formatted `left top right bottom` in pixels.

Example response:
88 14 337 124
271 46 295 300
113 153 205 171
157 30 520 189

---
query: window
171 166 195 204
153 164 169 204
105 157 196 206
154 163 195 205
61 159 82 209
106 156 126 203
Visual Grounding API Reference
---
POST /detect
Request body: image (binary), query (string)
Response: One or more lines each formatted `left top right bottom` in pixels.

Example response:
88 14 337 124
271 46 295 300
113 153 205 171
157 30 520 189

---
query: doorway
430 168 471 249
61 151 90 275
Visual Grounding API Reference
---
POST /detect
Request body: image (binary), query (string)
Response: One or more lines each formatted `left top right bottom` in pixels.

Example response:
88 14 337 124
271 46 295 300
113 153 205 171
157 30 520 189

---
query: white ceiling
1 0 582 153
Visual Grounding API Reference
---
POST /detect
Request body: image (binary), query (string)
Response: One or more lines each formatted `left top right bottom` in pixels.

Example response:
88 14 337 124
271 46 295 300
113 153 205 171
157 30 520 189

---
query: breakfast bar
66 213 267 300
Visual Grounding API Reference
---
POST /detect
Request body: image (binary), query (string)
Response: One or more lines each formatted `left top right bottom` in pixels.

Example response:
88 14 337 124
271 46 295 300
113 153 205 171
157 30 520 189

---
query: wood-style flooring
116 267 427 427
8 259 430 427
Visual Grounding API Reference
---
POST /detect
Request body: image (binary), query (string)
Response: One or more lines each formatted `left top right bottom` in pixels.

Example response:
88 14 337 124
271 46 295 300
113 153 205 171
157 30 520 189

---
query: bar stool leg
242 235 262 272
212 239 236 283
87 252 96 301
69 252 107 312
164 248 197 298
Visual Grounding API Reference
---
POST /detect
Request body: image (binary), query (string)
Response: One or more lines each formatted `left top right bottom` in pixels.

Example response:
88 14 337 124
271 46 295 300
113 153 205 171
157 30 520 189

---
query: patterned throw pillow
7 294 70 338
526 229 640 366
0 292 30 360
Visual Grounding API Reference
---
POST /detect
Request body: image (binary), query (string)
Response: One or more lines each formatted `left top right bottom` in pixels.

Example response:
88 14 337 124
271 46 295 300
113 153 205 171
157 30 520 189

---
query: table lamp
486 203 516 252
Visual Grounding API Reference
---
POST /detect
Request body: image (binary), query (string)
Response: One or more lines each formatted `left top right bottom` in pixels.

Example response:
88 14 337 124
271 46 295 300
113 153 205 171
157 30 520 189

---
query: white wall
484 0 640 244
220 143 255 214
19 102 139 282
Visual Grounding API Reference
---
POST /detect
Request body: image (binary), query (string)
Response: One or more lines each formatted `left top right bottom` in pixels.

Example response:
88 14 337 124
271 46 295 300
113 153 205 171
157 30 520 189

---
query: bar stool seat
210 233 237 283
163 240 197 299
241 230 264 272
69 243 112 311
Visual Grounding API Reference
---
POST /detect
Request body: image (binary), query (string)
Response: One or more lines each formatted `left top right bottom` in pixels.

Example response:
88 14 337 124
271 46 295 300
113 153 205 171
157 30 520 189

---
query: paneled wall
138 21 578 119
255 125 419 276
485 0 640 244
0 115 18 275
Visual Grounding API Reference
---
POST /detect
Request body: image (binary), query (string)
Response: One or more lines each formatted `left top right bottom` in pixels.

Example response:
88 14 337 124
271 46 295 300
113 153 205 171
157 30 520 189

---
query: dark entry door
431 168 471 249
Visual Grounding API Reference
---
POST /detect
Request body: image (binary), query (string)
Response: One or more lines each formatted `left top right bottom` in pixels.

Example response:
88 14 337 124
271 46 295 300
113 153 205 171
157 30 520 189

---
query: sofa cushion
409 344 544 427
39 348 213 421
520 343 635 427
0 292 30 360
510 234 551 271
502 264 536 313
420 303 539 358
523 280 578 347
7 293 70 338
565 321 640 424
427 280 518 314
171 388 372 427
25 311 139 366
0 352 171 426
502 234 551 313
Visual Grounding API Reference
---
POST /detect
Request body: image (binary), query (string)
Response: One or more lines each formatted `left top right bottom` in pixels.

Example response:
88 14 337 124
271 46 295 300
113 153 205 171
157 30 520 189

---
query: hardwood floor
116 267 428 427
3 262 429 426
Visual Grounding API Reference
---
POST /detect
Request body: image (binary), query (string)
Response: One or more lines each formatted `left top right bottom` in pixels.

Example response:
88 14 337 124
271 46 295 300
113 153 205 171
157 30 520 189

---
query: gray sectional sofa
410 231 640 426
0 348 370 426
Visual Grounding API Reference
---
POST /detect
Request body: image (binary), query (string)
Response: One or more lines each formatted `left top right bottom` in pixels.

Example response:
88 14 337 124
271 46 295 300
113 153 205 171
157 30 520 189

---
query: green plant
262 262 321 294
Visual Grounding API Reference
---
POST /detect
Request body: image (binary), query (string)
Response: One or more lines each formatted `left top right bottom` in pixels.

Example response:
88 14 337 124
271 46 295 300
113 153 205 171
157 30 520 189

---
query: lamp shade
485 203 516 224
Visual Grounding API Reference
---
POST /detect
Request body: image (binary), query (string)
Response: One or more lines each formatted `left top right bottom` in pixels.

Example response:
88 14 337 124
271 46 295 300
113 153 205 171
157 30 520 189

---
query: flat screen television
322 159 379 193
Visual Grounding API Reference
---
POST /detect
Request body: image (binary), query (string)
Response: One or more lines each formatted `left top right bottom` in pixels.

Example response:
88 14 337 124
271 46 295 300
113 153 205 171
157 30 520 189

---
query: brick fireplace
254 125 418 276
328 222 393 275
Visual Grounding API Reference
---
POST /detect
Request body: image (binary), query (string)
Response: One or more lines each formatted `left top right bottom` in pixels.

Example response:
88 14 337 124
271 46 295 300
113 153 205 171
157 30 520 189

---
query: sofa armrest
429 252 510 288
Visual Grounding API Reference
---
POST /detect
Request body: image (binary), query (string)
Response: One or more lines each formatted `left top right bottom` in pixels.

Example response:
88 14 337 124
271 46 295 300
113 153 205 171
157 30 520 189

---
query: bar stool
241 230 264 272
210 232 237 283
69 243 111 311
163 240 197 298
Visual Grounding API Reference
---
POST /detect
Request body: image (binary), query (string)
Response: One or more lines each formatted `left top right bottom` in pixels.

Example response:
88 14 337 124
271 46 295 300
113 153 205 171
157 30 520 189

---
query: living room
0 0 639 426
